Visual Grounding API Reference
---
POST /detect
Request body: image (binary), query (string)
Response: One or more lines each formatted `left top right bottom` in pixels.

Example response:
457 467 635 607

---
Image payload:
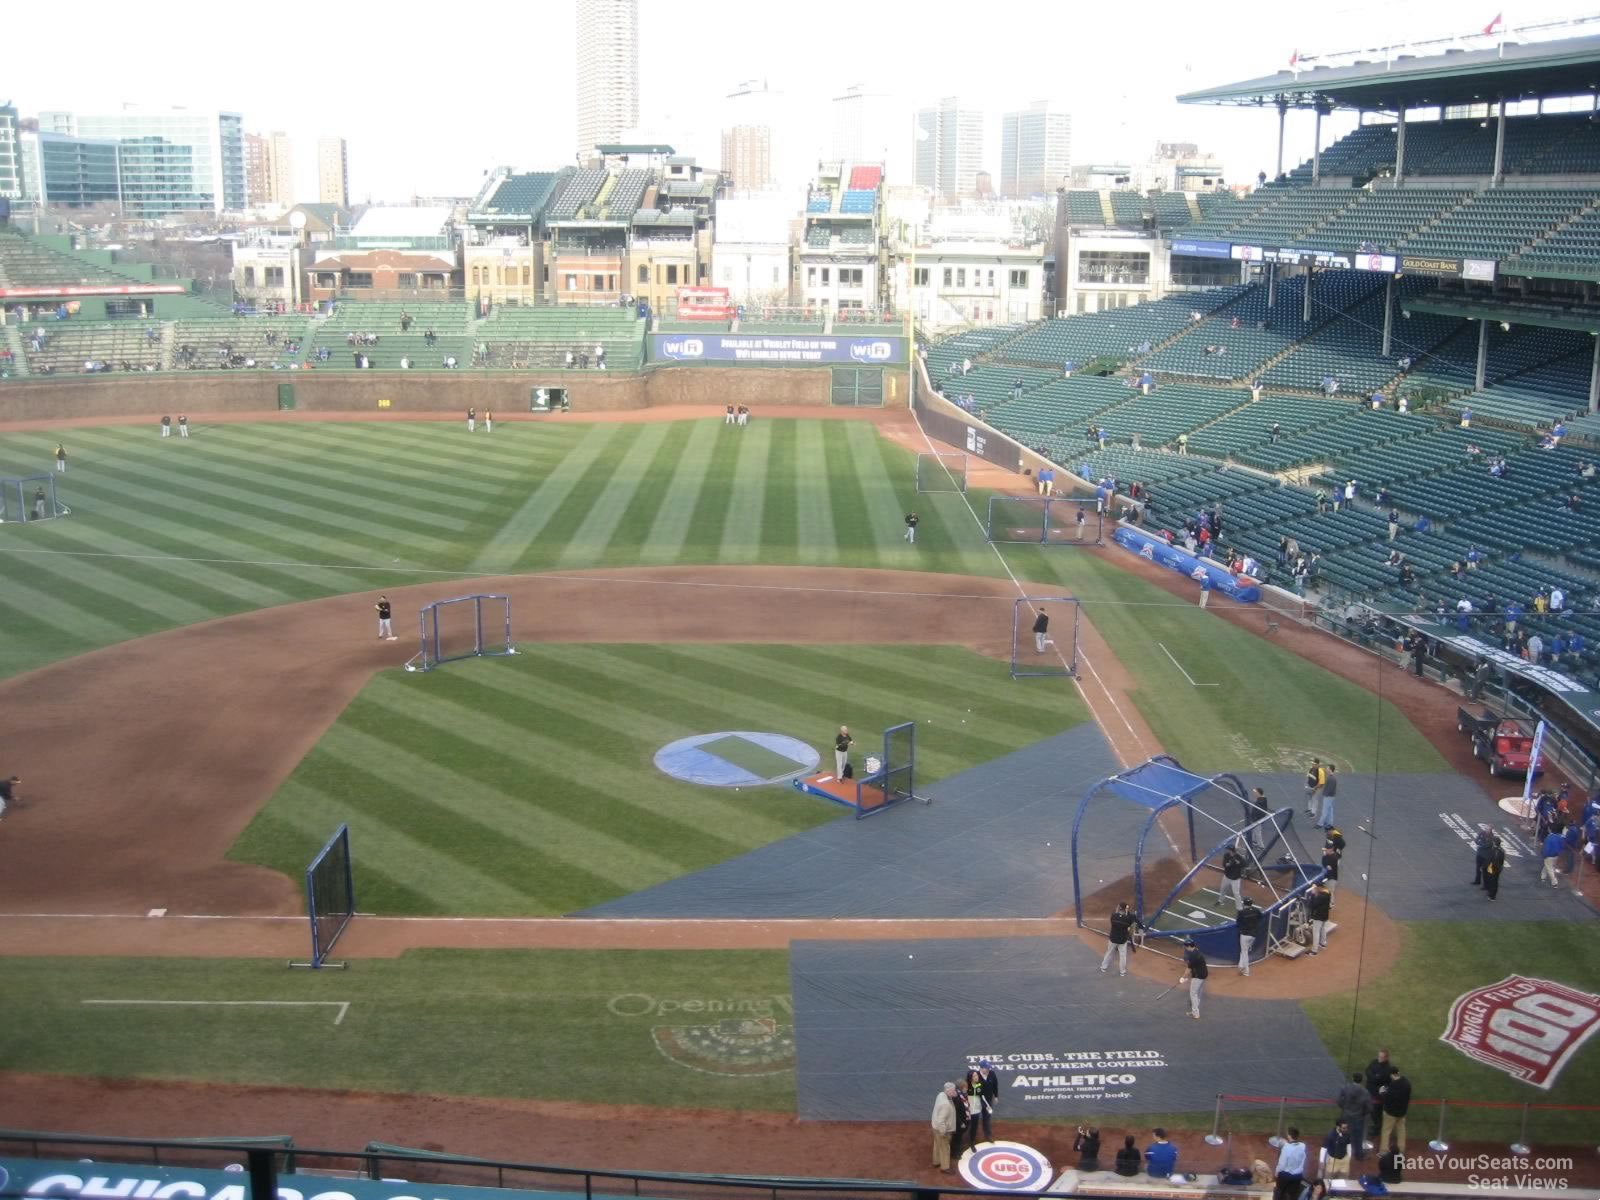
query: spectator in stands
1177 432 1188 455
1386 508 1400 542
1322 375 1339 397
1250 379 1263 401
1396 394 1409 413
1467 545 1483 569
1552 421 1567 443
1551 586 1566 613
1579 461 1596 479
596 343 606 369
399 356 410 370
1145 1130 1178 1179
1567 493 1583 512
1414 515 1431 534
444 355 458 369
961 357 971 375
1386 548 1405 569
1398 355 1413 371
1316 488 1329 515
1269 422 1281 444
1114 1136 1141 1177
1369 392 1384 410
1063 360 1074 377
1449 560 1464 578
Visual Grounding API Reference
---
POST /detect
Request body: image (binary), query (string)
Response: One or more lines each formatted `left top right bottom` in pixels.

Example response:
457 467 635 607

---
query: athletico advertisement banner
1113 526 1262 602
1171 239 1232 260
652 333 906 365
959 1142 1055 1192
1440 975 1600 1089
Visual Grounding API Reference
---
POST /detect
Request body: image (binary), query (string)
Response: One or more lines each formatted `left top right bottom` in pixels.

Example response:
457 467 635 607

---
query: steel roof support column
1395 107 1408 185
1493 101 1508 187
1381 275 1394 357
1313 100 1329 182
1476 318 1489 391
1303 265 1314 322
1275 97 1289 179
1589 335 1599 413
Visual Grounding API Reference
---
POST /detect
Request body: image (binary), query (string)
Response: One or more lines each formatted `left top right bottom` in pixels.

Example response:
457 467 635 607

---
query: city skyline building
0 103 21 201
19 129 121 208
1001 99 1072 197
720 80 776 189
43 105 245 216
576 0 640 161
318 136 349 207
914 96 984 199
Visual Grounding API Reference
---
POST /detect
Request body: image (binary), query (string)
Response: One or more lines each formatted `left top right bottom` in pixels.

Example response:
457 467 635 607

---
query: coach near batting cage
405 593 516 672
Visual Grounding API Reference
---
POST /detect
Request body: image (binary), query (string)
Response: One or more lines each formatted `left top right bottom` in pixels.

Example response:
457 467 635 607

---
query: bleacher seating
805 225 831 248
848 165 883 190
1092 382 1246 447
839 189 876 214
930 364 1058 408
1401 189 1600 260
476 306 644 370
603 170 652 220
478 172 563 215
1142 272 1382 381
1185 393 1351 458
806 193 833 214
1110 193 1146 226
171 317 310 371
548 169 608 220
839 226 873 245
1232 407 1434 471
1151 193 1195 227
1065 191 1107 224
0 230 147 289
305 301 473 371
1306 188 1470 252
1261 293 1403 394
923 324 1031 377
18 321 163 375
983 376 1131 444
1001 291 1247 368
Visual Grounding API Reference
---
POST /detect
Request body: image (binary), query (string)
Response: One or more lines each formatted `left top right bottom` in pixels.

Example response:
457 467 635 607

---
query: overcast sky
9 0 1600 204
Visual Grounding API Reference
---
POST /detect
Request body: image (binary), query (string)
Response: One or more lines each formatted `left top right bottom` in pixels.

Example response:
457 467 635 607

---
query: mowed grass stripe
468 422 623 572
677 427 743 562
555 422 673 567
364 679 807 848
10 545 217 627
0 604 100 678
519 424 647 569
760 420 800 566
846 421 914 566
324 721 685 888
264 775 534 913
793 421 839 565
818 421 877 568
717 421 773 563
0 571 143 644
603 420 696 560
636 419 721 565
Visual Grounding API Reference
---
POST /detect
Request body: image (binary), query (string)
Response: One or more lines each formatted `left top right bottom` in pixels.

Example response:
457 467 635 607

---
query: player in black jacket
904 511 919 544
1220 845 1246 908
375 595 396 641
1179 938 1209 1019
1236 897 1263 976
1100 901 1143 976
1032 609 1050 652
1321 840 1342 896
1306 882 1332 954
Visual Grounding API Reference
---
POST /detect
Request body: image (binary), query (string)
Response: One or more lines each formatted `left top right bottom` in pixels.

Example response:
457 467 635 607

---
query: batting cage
291 823 355 970
0 475 66 524
793 721 924 818
1011 596 1080 678
985 495 1103 545
1071 755 1328 968
915 451 968 493
406 593 515 672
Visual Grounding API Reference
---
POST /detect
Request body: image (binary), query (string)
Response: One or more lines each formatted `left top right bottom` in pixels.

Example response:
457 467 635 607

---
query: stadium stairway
2 325 28 377
159 322 177 372
1098 193 1116 224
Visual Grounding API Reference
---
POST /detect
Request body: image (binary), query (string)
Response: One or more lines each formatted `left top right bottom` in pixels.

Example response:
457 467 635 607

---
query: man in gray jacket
1336 1073 1372 1160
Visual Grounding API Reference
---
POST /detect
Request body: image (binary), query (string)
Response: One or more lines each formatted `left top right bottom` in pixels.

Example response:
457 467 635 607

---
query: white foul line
909 403 1149 764
1157 641 1219 688
82 999 350 1026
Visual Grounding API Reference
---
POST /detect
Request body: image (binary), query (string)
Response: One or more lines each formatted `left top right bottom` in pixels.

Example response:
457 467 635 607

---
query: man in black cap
1236 897 1262 977
1484 834 1506 901
1219 844 1246 909
904 511 919 544
1101 900 1143 976
972 1059 999 1143
1243 787 1270 851
1362 1050 1390 1147
1472 825 1494 887
1178 938 1209 1019
1306 881 1332 954
1033 608 1050 652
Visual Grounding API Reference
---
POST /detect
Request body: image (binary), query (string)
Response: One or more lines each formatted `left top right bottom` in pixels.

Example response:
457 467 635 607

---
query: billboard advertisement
1401 254 1461 277
1230 245 1264 262
0 284 188 299
1462 258 1498 282
1265 247 1352 268
1112 526 1263 602
1355 252 1398 273
1171 238 1232 260
652 333 905 365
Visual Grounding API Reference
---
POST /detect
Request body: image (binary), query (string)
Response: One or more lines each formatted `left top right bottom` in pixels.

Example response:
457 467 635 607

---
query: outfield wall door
276 384 296 411
831 367 884 407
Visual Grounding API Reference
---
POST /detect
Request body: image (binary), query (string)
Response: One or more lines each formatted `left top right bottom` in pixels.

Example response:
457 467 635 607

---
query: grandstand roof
1405 291 1600 334
596 143 675 155
1179 34 1600 111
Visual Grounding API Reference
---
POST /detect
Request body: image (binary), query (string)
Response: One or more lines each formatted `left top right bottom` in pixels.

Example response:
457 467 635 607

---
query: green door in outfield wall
276 384 296 411
831 366 884 407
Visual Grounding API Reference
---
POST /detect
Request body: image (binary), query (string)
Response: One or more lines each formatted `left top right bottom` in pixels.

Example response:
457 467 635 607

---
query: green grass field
228 643 1092 915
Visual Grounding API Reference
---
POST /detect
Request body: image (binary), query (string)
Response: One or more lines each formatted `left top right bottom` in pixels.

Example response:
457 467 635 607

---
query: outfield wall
0 365 856 421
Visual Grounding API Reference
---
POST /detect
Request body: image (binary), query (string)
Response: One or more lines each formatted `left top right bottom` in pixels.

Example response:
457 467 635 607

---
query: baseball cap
978 1059 993 1068
1183 937 1196 946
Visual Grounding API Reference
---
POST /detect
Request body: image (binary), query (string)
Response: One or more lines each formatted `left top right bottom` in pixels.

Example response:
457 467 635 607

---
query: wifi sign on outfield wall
1440 975 1600 1089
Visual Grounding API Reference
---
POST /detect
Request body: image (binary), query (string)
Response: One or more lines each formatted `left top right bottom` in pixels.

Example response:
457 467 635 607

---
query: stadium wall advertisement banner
966 1049 1170 1108
1355 252 1399 273
1229 245 1264 262
652 333 905 365
1113 526 1263 602
0 1160 528 1200
1462 258 1498 282
915 398 1023 472
1265 247 1352 268
1401 255 1461 277
0 284 188 299
1171 239 1232 260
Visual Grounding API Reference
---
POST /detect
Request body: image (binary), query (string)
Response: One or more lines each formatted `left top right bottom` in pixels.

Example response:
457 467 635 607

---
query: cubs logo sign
651 1017 795 1075
959 1142 1053 1192
1440 975 1600 1089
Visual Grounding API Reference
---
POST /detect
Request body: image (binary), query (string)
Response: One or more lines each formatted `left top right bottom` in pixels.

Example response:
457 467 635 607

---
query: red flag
1289 49 1299 66
1483 12 1504 34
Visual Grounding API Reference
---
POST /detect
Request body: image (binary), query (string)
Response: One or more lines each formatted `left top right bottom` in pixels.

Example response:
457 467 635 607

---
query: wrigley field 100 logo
1440 975 1600 1090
